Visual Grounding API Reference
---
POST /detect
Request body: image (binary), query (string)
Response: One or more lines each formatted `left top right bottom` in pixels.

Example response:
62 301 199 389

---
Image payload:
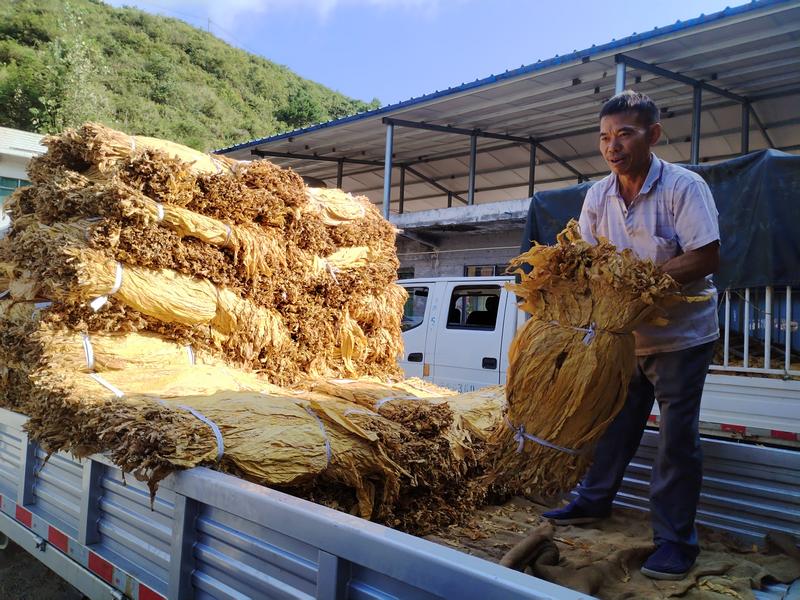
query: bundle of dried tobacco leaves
0 124 490 534
483 221 690 499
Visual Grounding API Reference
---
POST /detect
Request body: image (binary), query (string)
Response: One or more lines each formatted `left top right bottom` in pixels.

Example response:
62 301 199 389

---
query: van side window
447 286 501 330
401 287 429 332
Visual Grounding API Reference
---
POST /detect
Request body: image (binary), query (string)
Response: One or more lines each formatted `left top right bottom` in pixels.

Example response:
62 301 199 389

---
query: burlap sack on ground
430 497 800 600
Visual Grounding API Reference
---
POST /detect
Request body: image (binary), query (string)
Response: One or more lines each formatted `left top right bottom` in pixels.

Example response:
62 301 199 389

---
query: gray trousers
576 341 716 552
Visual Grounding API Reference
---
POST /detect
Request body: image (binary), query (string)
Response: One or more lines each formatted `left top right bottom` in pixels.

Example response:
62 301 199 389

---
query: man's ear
648 122 663 146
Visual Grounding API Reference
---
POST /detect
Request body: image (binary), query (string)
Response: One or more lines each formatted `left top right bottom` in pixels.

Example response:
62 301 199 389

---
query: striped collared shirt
579 154 720 355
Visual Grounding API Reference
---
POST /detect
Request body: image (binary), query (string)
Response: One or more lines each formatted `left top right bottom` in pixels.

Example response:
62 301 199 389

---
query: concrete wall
396 226 525 279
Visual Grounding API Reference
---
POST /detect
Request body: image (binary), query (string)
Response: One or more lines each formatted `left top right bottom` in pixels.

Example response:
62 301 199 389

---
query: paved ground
0 540 83 600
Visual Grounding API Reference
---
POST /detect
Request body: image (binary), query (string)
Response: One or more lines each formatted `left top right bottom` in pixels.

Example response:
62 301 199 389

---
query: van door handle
408 352 423 362
482 357 497 369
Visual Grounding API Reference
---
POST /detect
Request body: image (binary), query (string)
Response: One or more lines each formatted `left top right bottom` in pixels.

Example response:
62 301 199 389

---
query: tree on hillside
0 4 109 133
0 0 380 149
276 87 324 130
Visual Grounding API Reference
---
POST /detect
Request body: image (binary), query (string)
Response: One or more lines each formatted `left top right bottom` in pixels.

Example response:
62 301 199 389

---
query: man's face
599 111 661 177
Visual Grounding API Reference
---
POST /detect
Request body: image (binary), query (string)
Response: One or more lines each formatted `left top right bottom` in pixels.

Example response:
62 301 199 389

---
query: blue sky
106 0 739 105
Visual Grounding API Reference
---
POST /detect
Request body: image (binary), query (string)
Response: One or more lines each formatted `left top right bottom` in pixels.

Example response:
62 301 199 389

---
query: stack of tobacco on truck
482 221 691 499
0 123 490 534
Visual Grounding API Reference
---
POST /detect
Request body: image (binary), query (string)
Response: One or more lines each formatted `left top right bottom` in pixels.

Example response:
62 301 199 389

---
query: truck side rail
0 408 590 600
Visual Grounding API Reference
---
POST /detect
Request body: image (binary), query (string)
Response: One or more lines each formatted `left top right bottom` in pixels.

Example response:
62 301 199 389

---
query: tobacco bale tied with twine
483 221 703 499
0 123 479 533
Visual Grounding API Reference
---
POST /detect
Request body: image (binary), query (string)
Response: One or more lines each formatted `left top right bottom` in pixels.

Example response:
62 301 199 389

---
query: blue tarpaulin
520 150 800 290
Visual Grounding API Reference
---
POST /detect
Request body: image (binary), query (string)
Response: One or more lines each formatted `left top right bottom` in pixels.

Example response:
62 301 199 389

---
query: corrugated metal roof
218 0 800 214
0 127 45 159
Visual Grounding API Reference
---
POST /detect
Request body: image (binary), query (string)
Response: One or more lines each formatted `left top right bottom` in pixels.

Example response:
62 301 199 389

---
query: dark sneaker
542 500 611 525
641 542 698 580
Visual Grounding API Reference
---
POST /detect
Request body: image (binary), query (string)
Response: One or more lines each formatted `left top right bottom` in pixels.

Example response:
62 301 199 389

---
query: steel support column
447 191 453 208
336 160 344 189
528 143 537 198
691 86 702 164
467 134 477 205
382 123 394 218
399 165 406 214
741 102 750 155
615 61 627 95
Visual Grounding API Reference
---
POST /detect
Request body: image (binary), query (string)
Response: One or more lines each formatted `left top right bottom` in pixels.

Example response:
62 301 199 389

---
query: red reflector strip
15 505 32 528
88 552 114 584
48 526 69 553
721 424 747 435
139 583 166 600
647 415 658 423
770 430 799 442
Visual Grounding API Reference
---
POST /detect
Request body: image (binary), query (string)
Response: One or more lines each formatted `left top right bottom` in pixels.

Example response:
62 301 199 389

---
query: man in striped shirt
543 90 721 581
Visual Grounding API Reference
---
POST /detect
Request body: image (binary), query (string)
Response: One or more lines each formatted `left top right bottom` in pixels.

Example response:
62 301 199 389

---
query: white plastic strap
110 262 124 294
185 345 196 365
156 203 165 222
90 263 123 312
325 260 339 284
89 296 108 312
505 417 585 456
0 290 9 299
130 136 136 152
374 395 418 410
223 224 232 247
89 373 125 398
177 404 225 461
81 333 95 371
551 320 597 345
343 408 378 417
209 155 224 174
304 406 332 466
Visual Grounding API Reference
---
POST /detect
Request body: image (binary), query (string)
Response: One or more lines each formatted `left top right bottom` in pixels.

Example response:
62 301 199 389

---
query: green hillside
0 0 380 150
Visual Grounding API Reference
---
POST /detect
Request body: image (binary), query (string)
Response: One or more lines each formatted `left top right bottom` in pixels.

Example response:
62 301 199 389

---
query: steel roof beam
287 97 800 186
394 34 797 132
749 106 776 148
615 54 748 104
250 148 466 204
254 86 800 183
383 117 586 180
385 141 800 207
250 148 384 167
383 117 531 144
404 165 468 205
347 116 800 199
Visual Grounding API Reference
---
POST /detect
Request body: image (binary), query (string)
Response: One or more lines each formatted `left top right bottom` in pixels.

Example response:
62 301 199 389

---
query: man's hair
599 90 660 127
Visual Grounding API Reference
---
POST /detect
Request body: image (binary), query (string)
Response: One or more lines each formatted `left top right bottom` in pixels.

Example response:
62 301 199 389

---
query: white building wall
396 227 525 279
0 126 45 181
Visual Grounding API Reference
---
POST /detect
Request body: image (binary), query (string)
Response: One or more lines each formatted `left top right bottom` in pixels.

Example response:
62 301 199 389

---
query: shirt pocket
655 208 676 239
650 235 680 265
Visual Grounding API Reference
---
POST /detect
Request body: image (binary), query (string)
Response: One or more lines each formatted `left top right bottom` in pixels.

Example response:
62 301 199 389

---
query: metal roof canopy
218 0 800 216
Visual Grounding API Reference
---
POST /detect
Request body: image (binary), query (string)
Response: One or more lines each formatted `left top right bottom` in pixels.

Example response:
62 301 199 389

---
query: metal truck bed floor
0 407 588 600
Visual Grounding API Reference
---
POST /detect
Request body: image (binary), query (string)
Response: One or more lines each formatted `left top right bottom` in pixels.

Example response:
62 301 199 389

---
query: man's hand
661 240 720 285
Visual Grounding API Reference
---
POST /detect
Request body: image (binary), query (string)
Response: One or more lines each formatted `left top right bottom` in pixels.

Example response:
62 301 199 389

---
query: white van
398 276 525 392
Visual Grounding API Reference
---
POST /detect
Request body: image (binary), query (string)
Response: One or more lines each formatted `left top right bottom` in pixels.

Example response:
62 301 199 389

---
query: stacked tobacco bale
7 123 404 382
0 123 491 534
482 222 686 499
